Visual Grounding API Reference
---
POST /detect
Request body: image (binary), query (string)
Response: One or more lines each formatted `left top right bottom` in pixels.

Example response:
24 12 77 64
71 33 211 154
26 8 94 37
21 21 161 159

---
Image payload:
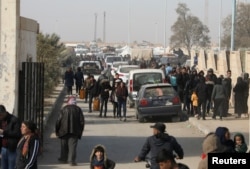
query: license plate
165 101 172 105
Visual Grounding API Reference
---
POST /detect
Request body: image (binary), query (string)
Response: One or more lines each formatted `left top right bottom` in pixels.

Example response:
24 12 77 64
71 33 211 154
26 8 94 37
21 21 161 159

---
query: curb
188 117 211 135
43 85 66 130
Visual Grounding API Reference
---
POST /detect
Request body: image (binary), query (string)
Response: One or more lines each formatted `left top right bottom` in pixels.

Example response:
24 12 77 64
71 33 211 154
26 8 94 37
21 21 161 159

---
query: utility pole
205 0 209 26
219 0 222 51
103 11 106 43
128 0 131 46
94 13 97 42
231 0 236 51
164 0 167 52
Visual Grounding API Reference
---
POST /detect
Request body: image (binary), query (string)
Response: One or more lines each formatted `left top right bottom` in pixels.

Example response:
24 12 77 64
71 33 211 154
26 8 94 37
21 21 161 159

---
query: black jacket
88 79 98 97
100 82 112 99
55 105 85 139
16 135 40 169
138 133 184 169
75 71 84 86
1 113 22 152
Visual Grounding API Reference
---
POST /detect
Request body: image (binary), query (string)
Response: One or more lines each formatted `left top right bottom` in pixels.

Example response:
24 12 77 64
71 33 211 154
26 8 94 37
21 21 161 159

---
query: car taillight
172 96 180 105
129 80 133 92
140 98 148 106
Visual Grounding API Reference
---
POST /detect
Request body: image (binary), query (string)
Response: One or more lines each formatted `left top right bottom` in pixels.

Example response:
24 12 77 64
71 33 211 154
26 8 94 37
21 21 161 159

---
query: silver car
135 83 182 122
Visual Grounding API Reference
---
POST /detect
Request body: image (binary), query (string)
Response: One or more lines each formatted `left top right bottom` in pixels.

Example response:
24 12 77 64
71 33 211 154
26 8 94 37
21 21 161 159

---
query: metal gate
18 62 44 141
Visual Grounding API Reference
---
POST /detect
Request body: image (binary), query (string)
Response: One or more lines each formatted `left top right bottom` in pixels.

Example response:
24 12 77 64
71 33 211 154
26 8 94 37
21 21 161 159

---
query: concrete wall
19 17 39 66
0 0 38 114
0 0 20 114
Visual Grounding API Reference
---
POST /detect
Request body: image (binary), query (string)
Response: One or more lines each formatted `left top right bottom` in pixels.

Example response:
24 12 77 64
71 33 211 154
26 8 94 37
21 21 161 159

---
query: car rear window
144 86 175 97
106 57 122 63
133 73 163 91
120 67 139 73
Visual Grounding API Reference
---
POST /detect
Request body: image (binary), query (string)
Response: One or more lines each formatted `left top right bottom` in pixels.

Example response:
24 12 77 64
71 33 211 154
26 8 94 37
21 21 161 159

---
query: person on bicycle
134 123 184 169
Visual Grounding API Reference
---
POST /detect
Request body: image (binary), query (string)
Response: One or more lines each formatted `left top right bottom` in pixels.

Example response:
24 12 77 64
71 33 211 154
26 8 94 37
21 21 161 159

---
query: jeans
89 94 94 112
198 101 207 119
117 99 127 118
113 102 118 117
66 86 72 95
1 147 17 169
75 85 82 94
60 134 78 163
100 97 108 116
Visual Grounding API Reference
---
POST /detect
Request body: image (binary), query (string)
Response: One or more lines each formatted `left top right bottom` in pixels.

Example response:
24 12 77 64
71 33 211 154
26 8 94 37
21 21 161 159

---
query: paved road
38 90 205 169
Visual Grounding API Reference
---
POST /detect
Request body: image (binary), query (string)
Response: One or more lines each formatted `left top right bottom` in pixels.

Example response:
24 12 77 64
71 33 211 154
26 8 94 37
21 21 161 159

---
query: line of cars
78 58 182 123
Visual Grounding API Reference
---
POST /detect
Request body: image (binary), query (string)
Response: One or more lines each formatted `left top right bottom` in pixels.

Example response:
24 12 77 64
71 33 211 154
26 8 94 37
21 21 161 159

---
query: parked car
135 83 181 122
116 65 140 83
127 69 166 108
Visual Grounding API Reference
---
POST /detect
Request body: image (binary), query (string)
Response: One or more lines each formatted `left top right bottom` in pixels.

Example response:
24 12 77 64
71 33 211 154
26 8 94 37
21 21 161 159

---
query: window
144 86 175 98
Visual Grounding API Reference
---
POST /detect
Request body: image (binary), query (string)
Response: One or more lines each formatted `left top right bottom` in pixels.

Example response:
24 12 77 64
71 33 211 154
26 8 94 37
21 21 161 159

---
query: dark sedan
135 83 182 122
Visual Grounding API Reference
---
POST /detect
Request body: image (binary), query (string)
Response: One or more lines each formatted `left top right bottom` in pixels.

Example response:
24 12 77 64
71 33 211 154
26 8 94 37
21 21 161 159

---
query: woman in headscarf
16 121 40 169
233 76 246 118
215 127 235 152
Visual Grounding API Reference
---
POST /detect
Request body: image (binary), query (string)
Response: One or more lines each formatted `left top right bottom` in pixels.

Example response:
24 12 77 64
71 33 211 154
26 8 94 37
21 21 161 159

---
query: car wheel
171 116 180 122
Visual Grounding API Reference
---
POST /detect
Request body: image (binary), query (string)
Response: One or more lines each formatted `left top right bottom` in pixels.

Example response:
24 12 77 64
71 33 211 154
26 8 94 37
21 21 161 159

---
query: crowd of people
64 67 129 121
161 64 250 120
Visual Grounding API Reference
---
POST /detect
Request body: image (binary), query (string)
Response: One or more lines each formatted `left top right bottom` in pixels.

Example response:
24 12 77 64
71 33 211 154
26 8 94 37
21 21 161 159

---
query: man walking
74 67 84 95
134 123 184 169
0 105 22 169
55 96 85 166
64 67 74 96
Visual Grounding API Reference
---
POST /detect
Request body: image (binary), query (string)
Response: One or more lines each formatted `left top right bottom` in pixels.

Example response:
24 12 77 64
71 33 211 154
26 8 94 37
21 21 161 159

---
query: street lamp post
164 0 167 53
128 0 131 46
231 0 236 51
219 0 222 51
155 22 158 44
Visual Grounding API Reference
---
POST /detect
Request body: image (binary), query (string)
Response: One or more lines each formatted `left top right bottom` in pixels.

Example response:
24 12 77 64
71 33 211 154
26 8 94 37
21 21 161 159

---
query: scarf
92 157 105 168
18 134 34 157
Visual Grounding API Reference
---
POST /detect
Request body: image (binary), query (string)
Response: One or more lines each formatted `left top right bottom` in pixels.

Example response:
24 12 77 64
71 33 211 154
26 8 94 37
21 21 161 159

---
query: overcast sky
20 0 249 45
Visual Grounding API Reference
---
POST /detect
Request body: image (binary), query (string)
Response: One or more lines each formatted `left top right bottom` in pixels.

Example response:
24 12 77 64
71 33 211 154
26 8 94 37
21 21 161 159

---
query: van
127 69 166 108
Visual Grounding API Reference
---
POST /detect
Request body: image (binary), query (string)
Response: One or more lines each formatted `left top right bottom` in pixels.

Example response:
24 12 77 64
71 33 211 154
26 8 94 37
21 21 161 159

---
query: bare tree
222 3 250 49
170 3 210 57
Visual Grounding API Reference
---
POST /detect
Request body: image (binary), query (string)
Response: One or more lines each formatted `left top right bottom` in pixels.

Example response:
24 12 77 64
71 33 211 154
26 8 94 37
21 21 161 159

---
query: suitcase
79 89 85 99
93 98 100 111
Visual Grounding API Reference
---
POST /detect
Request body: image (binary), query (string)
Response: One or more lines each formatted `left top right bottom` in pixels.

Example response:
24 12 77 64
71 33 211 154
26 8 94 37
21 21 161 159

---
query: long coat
233 81 246 115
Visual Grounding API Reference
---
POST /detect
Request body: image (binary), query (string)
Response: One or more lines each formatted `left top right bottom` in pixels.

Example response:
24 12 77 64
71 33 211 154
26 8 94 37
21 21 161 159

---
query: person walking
134 123 184 169
15 121 40 169
196 76 208 120
233 77 246 118
243 73 250 117
222 70 232 116
0 105 22 169
116 82 128 121
89 144 116 169
110 79 121 118
83 73 91 103
64 67 74 96
88 75 98 113
211 77 226 120
55 96 85 166
99 79 112 117
74 67 84 95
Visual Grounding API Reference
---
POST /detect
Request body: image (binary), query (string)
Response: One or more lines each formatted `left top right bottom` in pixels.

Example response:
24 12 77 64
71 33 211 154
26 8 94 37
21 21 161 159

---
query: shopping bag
79 89 85 99
93 98 100 111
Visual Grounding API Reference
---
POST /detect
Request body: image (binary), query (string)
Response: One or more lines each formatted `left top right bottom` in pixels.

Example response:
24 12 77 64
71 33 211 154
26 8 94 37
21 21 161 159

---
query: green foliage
37 33 66 96
170 3 210 57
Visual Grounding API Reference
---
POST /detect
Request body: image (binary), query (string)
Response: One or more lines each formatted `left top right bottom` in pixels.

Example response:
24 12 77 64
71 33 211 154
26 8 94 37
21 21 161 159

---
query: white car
111 61 129 76
105 56 123 67
116 65 140 84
